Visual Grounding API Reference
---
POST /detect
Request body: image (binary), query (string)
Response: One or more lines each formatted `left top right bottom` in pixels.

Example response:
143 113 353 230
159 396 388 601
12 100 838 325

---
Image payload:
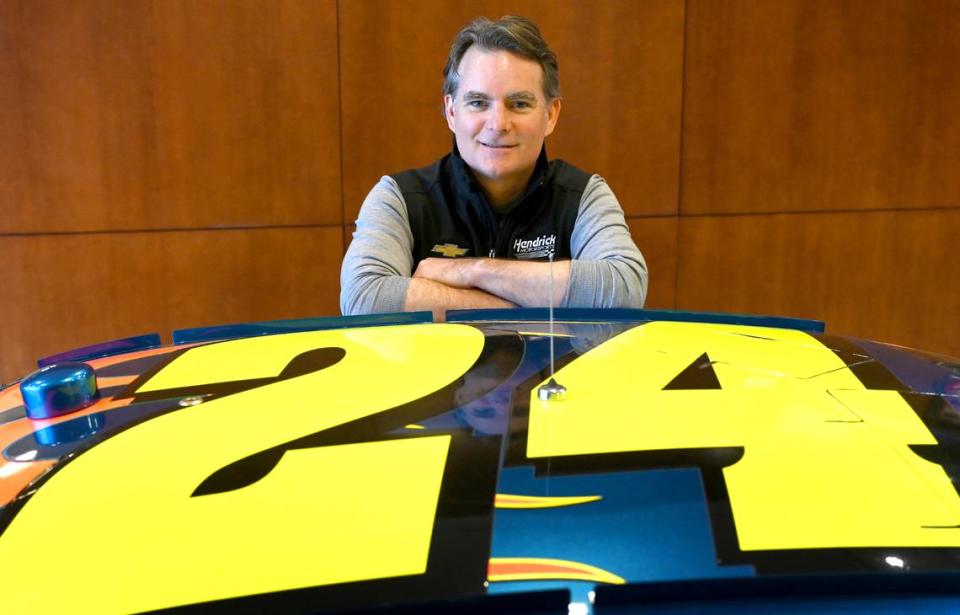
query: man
340 16 647 321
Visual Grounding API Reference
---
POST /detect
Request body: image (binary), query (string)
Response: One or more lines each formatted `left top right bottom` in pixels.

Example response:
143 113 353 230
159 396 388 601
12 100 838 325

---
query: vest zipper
497 214 519 259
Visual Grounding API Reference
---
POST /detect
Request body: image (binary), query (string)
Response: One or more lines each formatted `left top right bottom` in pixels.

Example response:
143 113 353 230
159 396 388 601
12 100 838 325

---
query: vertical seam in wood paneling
673 0 690 309
12 0 30 225
673 215 686 309
335 0 346 254
677 0 689 216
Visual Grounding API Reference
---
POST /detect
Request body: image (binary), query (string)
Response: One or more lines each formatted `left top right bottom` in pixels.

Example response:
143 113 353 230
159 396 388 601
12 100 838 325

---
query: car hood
1 308 960 613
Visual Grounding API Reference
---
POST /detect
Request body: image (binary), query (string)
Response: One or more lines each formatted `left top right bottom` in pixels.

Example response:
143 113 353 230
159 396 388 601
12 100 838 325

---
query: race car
1 308 960 614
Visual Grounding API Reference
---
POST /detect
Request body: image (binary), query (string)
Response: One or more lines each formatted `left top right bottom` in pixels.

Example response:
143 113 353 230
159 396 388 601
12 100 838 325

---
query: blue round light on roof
20 362 100 420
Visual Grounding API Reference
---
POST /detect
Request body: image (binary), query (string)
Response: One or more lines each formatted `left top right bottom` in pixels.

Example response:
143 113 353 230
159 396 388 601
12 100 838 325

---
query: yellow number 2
0 324 484 614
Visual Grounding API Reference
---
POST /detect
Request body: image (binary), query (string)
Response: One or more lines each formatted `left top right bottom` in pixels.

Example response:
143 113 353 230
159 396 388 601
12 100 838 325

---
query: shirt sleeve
339 176 414 315
563 175 649 308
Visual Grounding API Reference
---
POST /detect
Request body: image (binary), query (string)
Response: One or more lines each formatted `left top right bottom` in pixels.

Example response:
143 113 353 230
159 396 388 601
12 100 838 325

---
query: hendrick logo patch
513 234 556 259
431 243 469 258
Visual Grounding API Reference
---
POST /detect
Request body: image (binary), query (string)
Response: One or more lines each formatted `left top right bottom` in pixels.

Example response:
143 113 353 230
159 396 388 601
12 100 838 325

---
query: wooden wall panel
0 0 341 233
339 0 683 223
675 209 960 357
343 224 354 255
0 1 25 224
682 0 960 215
0 226 343 382
626 216 677 310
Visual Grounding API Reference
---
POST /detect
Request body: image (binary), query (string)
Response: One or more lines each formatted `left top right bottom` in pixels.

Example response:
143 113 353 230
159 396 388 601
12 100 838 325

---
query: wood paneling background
2 0 959 381
2 227 342 371
0 0 341 233
676 209 960 352
682 0 960 215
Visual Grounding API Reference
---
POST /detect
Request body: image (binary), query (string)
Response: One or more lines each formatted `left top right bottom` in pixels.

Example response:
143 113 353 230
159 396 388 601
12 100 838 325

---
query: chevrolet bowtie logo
431 243 469 258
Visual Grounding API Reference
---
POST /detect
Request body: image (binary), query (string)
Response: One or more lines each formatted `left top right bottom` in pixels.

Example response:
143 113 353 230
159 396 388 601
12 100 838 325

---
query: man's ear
544 97 562 137
444 95 456 132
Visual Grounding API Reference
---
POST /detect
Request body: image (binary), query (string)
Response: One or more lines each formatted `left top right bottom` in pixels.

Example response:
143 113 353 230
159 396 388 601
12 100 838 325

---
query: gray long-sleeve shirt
340 174 647 315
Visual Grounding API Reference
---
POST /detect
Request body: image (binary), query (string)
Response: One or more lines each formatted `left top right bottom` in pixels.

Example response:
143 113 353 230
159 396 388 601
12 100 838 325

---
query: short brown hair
443 15 560 100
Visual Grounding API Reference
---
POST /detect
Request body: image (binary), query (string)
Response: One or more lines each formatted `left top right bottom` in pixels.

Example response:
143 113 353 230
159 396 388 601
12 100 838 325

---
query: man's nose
486 103 510 132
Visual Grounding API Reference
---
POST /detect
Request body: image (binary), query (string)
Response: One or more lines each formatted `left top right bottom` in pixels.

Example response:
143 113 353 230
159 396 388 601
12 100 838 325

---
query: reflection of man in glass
341 16 647 322
453 357 515 436
450 324 628 436
937 370 960 414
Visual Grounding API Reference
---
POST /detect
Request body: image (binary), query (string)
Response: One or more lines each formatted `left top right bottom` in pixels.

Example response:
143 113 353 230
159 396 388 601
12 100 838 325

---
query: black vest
391 146 592 270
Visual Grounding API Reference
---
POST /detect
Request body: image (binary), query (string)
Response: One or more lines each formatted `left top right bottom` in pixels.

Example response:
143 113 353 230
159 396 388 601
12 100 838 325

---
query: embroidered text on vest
513 234 557 259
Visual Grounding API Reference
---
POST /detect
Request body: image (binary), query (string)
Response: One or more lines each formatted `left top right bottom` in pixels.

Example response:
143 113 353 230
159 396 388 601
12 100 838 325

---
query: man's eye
510 100 535 110
466 100 487 109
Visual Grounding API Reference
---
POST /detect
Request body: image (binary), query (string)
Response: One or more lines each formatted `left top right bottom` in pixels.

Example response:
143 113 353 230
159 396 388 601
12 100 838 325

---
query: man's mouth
480 142 517 149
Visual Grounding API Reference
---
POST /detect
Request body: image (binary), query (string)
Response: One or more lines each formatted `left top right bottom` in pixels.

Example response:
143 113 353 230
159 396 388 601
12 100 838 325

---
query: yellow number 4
528 321 960 551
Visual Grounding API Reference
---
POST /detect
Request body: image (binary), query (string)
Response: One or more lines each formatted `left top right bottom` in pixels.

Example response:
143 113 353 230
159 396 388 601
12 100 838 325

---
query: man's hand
413 257 479 289
413 257 570 307
403 277 514 322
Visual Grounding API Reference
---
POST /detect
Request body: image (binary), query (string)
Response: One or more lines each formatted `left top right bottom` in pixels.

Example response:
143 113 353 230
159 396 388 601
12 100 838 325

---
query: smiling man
340 16 647 321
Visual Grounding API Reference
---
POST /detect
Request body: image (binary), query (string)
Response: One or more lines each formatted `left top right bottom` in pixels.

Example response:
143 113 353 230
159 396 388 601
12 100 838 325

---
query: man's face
444 47 561 197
